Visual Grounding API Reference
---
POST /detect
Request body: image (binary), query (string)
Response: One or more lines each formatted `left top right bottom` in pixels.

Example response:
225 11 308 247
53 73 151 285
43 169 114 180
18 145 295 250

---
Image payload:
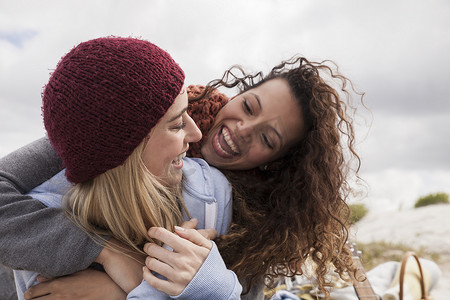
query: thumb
174 226 214 250
180 218 199 230
197 228 218 240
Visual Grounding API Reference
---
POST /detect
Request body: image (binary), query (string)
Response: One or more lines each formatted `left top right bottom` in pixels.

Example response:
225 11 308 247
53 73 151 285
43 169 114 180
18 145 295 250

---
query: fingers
24 282 50 300
142 267 181 296
147 225 215 253
144 242 174 264
197 228 218 240
144 256 174 279
36 274 52 282
25 269 127 300
147 227 188 252
25 295 51 300
174 226 214 250
180 218 198 230
143 226 213 297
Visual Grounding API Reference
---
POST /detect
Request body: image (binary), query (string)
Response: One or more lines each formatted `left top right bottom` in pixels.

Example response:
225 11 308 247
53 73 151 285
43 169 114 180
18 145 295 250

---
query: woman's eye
173 121 186 130
262 133 274 149
243 99 253 115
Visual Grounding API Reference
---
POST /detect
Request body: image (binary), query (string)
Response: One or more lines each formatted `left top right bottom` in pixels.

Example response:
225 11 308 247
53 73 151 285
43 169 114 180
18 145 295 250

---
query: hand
143 226 214 296
24 268 126 300
180 218 217 240
94 237 145 293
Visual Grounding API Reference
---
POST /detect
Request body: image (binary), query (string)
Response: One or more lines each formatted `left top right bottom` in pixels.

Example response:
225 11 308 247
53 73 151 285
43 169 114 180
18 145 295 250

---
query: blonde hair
64 139 184 254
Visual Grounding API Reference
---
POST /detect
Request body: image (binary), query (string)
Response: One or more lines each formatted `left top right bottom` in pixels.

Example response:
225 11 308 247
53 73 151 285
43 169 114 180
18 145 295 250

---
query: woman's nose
236 121 253 143
186 116 202 143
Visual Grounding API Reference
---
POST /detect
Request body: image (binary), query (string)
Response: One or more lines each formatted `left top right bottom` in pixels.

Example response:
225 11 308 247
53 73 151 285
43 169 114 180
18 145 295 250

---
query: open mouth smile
172 147 188 169
212 126 240 158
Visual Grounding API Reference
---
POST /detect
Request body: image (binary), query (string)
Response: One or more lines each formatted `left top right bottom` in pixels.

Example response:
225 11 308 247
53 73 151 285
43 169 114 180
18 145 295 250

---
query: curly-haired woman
184 56 364 298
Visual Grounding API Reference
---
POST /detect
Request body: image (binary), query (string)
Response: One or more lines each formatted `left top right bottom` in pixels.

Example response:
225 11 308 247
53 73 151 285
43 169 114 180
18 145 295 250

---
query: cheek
142 146 162 176
246 147 273 167
142 135 173 176
216 102 241 121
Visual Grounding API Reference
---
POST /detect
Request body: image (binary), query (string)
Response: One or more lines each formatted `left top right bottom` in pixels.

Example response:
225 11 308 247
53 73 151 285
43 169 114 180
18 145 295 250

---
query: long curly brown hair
191 56 365 298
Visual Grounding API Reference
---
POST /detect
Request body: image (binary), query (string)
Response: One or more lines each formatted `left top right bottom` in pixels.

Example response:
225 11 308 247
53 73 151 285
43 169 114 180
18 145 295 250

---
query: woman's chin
202 151 243 170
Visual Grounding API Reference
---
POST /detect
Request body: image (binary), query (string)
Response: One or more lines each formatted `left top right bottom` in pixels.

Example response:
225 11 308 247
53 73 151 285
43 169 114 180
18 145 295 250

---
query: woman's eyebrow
167 107 188 122
248 93 262 110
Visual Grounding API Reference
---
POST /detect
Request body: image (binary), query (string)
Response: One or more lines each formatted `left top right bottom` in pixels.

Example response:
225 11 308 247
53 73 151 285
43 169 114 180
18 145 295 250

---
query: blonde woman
9 37 241 300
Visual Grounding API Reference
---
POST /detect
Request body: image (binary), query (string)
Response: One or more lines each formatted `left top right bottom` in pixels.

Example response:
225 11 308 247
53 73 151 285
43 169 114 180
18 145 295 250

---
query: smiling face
142 88 202 185
201 78 305 170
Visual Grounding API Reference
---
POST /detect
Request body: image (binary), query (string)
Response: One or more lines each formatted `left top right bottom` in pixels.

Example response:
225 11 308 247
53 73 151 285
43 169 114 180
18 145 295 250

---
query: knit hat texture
42 37 185 183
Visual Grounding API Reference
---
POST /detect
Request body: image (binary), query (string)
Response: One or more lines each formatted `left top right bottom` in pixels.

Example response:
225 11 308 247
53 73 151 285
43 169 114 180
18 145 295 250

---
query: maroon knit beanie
42 37 185 183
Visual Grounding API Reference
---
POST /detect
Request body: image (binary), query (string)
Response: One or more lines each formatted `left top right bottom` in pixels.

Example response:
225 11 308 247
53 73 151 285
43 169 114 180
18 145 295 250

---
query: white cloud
0 0 449 211
359 113 450 171
358 169 450 212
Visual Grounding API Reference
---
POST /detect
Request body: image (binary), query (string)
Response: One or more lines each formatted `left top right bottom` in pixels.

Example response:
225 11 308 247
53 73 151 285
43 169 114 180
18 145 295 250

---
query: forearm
0 137 62 192
0 137 103 276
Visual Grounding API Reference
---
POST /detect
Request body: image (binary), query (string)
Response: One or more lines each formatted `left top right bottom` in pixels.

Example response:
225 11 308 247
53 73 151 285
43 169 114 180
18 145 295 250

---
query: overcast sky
1 0 449 211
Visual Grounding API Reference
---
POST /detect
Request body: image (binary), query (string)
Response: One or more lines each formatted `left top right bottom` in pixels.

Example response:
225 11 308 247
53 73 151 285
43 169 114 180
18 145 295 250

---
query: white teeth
222 127 239 154
216 139 233 156
173 152 186 164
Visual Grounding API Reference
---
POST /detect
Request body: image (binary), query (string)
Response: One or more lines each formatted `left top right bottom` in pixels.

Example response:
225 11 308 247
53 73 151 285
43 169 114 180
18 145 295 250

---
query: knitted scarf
187 85 229 158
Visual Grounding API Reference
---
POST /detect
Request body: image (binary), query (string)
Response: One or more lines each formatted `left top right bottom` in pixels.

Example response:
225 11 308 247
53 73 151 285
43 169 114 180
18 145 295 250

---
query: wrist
94 237 115 265
94 247 110 265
